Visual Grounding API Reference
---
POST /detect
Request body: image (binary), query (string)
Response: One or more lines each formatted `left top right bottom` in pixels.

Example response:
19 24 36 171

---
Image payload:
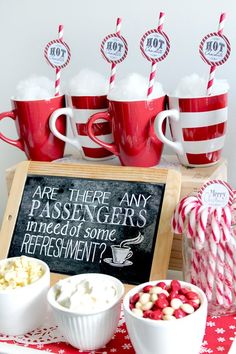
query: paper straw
207 13 226 95
147 12 165 98
109 18 122 91
55 24 63 96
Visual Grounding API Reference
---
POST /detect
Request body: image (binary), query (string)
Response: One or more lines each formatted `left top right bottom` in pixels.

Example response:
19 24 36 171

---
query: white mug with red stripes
155 93 228 167
50 95 114 160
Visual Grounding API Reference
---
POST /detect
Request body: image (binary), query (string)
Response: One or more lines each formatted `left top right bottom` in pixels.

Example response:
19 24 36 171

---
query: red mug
0 95 66 161
155 93 228 167
50 95 114 160
87 97 166 167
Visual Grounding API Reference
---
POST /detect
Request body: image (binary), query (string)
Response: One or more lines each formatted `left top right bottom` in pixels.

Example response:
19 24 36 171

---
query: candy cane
191 249 202 286
185 201 202 239
190 206 204 285
171 196 199 234
216 206 233 306
204 209 220 299
198 231 210 295
191 206 209 292
231 190 236 216
197 206 212 292
172 181 236 310
224 240 233 307
193 206 209 291
179 198 199 234
213 208 225 305
229 229 236 301
204 211 219 301
215 208 227 306
206 237 217 301
215 241 225 305
196 205 209 248
221 207 233 306
221 205 232 241
187 206 198 239
172 197 203 286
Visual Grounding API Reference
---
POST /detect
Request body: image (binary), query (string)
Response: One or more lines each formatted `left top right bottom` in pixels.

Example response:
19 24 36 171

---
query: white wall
0 0 236 224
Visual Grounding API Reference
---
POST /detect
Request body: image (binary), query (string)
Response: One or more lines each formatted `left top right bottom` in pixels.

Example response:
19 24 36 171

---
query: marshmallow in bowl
55 277 118 312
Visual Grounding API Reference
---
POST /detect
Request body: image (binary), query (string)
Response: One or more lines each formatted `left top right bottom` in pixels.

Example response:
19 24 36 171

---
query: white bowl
0 256 50 335
123 280 207 354
47 273 124 351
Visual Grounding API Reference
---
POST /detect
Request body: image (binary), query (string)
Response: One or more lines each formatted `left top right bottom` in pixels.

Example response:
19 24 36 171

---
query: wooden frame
0 161 181 291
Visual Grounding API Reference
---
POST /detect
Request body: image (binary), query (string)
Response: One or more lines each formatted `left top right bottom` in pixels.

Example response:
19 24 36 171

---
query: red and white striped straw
55 24 63 96
109 18 122 91
147 12 165 98
206 13 226 96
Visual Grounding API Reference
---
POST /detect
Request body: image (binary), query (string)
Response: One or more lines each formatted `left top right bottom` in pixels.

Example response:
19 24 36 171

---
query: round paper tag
199 32 231 66
140 29 170 63
44 39 71 69
101 34 128 64
198 180 234 208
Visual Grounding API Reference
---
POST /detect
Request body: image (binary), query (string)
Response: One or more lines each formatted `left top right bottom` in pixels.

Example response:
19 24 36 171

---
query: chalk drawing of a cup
111 245 133 264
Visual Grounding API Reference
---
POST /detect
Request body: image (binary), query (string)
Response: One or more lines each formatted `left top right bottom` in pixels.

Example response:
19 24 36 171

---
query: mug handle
154 109 184 155
0 110 24 151
49 107 81 150
87 112 119 155
125 250 133 260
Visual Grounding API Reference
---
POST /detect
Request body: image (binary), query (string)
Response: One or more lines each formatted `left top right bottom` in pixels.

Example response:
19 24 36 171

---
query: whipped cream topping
55 276 118 312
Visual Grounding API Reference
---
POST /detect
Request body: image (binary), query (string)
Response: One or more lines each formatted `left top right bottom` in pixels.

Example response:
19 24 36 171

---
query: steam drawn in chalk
104 233 144 267
119 233 144 248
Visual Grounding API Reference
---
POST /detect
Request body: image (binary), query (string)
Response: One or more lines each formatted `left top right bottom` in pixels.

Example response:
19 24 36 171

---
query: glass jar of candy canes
182 224 236 316
172 180 236 316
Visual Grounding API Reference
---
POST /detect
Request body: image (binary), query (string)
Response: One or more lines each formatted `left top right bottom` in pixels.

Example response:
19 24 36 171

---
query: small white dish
0 257 50 335
47 273 124 351
123 279 208 354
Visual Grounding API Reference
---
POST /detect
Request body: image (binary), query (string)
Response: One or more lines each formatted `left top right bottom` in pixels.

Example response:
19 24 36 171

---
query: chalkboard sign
0 161 181 289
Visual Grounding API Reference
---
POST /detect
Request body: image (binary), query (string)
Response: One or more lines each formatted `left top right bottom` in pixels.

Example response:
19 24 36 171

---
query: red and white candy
129 280 201 320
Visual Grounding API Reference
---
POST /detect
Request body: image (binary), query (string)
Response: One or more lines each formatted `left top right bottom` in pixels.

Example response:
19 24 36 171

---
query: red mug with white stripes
87 96 166 167
50 95 114 160
155 93 228 167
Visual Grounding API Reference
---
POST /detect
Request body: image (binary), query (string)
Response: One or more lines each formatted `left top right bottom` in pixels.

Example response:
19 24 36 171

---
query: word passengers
29 186 151 227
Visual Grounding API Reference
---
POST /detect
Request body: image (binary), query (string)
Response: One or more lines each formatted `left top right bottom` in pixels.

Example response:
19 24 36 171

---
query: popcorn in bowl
0 255 44 290
0 256 50 335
